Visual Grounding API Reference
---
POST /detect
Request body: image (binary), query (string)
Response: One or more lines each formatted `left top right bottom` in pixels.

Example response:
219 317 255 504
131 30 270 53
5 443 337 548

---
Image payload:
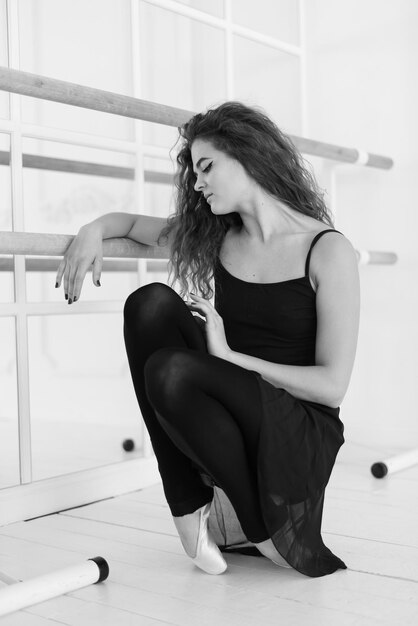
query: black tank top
214 229 344 366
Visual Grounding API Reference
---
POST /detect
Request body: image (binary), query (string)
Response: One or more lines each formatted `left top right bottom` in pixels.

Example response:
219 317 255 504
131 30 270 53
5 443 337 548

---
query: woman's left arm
227 235 361 408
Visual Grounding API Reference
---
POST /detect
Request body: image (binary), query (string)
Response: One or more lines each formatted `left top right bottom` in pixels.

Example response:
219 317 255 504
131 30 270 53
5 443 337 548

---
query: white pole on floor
371 449 418 478
0 556 109 617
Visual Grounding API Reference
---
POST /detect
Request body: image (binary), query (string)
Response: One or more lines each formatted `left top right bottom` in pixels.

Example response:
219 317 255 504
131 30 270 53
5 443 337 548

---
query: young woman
56 101 360 578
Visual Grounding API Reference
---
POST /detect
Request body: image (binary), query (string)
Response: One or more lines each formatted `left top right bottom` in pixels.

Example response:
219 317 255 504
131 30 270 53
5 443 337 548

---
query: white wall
304 0 418 447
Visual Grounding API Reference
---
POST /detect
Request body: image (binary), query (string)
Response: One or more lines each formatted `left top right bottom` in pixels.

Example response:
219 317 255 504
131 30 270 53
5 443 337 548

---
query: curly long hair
158 101 335 299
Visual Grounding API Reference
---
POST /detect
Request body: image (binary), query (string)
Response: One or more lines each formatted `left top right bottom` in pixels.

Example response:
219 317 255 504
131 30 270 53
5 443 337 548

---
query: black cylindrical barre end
371 462 388 478
123 438 135 451
88 556 110 583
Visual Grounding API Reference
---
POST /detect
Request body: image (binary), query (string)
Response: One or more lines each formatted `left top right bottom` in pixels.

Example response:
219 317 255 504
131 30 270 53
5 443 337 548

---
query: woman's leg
144 346 270 543
123 282 214 516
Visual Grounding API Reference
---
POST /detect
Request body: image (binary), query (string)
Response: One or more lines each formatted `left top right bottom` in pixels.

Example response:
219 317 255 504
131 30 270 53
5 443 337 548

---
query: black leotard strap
305 229 344 277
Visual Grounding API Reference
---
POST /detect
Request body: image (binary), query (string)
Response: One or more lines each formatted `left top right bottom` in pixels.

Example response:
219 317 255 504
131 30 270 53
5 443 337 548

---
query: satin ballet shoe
253 538 291 568
172 501 227 575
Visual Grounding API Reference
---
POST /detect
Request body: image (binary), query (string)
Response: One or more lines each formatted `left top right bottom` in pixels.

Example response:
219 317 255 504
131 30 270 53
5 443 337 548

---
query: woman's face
191 138 253 215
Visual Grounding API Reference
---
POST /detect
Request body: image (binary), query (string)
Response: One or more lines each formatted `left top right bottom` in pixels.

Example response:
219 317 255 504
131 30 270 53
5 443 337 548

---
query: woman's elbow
322 372 346 409
327 380 348 409
327 395 343 410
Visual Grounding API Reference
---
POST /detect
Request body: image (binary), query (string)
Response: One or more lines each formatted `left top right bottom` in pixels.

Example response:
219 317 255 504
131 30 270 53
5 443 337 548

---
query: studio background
0 0 415 512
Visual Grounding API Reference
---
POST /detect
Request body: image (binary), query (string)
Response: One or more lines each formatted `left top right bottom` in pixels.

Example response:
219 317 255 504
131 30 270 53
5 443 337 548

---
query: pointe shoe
253 538 291 568
172 502 227 575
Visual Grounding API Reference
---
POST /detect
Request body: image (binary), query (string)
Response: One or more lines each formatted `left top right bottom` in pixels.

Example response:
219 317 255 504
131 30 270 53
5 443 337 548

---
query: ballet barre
0 251 398 273
0 149 173 185
371 449 418 478
0 66 393 169
0 232 396 269
355 250 397 265
0 557 109 617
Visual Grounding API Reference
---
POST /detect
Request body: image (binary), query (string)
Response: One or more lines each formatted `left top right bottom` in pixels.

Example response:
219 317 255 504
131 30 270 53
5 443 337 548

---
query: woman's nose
194 176 204 193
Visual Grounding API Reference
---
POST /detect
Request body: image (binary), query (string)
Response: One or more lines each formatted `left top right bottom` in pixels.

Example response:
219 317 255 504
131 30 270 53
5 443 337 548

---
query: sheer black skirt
209 377 347 577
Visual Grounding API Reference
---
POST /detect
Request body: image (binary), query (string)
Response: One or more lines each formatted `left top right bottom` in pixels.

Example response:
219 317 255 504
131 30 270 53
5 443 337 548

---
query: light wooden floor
0 439 417 625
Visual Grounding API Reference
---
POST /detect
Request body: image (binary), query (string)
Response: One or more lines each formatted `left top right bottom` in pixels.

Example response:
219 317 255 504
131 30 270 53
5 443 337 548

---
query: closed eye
193 162 212 178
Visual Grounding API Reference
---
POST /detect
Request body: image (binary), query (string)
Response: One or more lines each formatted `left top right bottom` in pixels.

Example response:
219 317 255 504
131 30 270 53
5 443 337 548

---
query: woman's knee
144 348 195 414
123 282 177 325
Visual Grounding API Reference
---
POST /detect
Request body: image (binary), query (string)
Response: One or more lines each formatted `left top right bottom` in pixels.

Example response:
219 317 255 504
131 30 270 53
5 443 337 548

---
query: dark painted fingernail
55 282 58 288
65 293 68 300
68 298 72 304
73 296 77 302
96 280 101 286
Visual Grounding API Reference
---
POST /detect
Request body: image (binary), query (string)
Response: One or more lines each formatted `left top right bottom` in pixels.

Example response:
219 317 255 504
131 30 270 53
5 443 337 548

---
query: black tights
123 282 269 543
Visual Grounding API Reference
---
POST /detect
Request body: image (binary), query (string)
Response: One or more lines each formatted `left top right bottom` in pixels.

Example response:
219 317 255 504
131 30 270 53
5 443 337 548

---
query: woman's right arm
55 212 173 303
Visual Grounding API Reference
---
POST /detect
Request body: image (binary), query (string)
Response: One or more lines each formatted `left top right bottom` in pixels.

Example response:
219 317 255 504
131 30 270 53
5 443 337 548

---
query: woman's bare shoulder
310 230 358 281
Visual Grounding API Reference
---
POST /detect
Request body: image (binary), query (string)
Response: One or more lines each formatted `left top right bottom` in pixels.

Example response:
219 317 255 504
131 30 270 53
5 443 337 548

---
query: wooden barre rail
0 231 170 259
0 257 168 272
0 232 398 266
0 150 173 184
0 67 393 169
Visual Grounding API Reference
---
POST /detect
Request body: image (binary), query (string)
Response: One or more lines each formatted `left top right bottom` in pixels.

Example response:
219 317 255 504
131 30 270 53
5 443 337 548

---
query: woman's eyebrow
193 157 210 176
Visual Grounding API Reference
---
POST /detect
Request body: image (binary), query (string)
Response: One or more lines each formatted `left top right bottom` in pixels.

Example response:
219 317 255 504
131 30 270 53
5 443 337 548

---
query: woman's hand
55 224 103 303
186 293 232 360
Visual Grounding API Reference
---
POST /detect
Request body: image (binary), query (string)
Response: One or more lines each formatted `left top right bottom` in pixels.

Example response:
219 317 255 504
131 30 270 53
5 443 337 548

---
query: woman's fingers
63 263 70 299
57 258 101 303
92 255 103 287
55 228 103 303
185 302 202 314
55 258 66 289
70 262 91 303
67 263 77 303
188 294 212 314
71 266 83 302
